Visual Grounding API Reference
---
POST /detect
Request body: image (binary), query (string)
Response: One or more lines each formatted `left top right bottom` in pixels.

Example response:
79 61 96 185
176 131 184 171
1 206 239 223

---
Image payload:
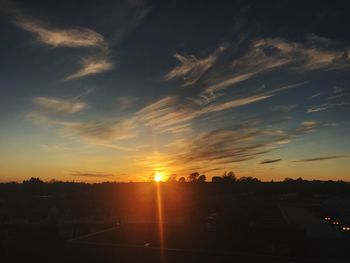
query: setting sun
154 172 165 182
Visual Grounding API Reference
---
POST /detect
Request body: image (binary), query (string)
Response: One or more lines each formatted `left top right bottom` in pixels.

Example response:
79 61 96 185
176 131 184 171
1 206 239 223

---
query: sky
0 0 350 182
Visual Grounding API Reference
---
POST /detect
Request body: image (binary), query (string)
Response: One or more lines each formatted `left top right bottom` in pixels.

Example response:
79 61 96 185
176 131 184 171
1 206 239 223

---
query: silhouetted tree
238 176 260 183
212 176 222 182
188 172 200 182
23 177 44 185
222 171 237 183
198 174 206 182
178 177 186 183
23 177 45 194
167 174 177 182
284 177 294 182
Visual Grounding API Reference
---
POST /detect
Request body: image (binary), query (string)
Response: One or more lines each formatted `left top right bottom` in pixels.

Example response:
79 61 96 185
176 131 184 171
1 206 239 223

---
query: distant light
333 221 339 225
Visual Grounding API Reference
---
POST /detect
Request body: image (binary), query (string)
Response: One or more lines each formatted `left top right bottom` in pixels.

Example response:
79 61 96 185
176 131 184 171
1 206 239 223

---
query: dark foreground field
0 180 350 262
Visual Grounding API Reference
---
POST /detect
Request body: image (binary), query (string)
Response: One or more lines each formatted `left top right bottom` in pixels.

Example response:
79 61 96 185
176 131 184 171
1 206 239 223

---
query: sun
154 172 164 182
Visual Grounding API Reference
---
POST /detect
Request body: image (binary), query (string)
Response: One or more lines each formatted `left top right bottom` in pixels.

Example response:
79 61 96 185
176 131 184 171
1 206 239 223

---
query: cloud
38 144 70 153
260 158 282 164
15 19 106 48
165 45 227 87
91 142 137 152
163 118 326 171
292 155 347 163
204 72 257 93
325 86 349 100
71 171 116 178
6 2 124 80
310 92 322 98
132 115 329 176
201 94 273 114
134 93 268 134
165 36 350 96
134 96 197 132
307 105 330 113
134 81 307 135
187 92 224 106
56 119 136 142
115 96 139 110
272 104 297 112
29 92 138 148
250 37 350 72
31 96 87 114
333 86 345 94
28 111 137 144
327 93 348 100
158 123 192 134
65 55 114 80
15 16 113 80
292 121 319 135
205 38 349 93
307 101 348 113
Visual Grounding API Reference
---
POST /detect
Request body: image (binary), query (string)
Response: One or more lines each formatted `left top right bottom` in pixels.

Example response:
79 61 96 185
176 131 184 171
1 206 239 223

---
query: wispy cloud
11 9 114 80
292 155 347 162
165 35 350 97
38 144 70 153
91 142 137 152
29 92 137 150
327 85 348 100
64 55 114 80
201 94 273 114
165 45 227 87
162 118 327 172
327 93 348 100
135 82 307 134
333 86 345 94
307 105 330 113
15 19 106 48
204 72 256 94
5 1 150 80
158 123 192 134
115 96 139 110
31 96 87 114
134 96 196 132
307 102 348 113
310 92 322 98
260 158 282 164
71 171 116 178
55 119 137 142
29 114 138 151
205 37 349 93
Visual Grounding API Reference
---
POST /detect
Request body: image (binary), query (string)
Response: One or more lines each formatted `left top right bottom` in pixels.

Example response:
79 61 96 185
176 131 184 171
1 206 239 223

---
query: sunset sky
0 0 349 182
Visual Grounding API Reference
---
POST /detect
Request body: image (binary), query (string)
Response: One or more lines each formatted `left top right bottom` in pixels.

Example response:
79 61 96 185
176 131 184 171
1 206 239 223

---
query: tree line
167 171 261 183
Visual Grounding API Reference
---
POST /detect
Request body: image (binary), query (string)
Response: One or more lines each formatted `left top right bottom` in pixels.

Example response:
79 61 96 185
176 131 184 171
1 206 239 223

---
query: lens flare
156 179 165 262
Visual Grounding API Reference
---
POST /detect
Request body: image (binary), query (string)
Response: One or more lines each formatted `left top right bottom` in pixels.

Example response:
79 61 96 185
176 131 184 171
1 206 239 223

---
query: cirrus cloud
292 155 347 163
64 55 114 80
260 158 282 164
15 18 106 48
31 96 87 114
